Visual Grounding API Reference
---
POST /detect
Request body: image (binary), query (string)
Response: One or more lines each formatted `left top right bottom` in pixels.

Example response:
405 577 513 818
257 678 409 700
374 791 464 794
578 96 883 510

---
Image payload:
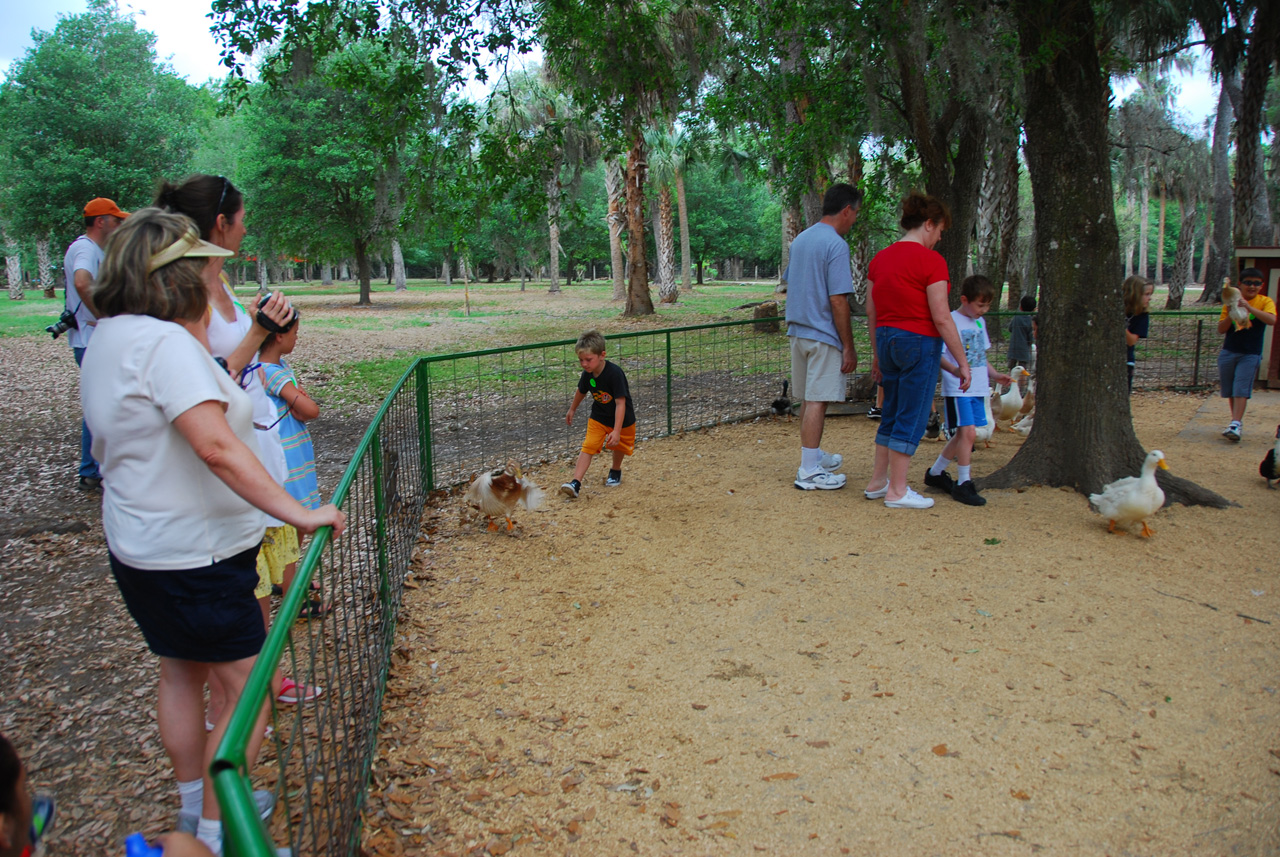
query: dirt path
4 310 1278 855
363 390 1280 856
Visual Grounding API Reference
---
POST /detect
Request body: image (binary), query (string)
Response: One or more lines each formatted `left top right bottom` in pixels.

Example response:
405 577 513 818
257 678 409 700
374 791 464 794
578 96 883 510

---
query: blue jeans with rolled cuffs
875 326 942 457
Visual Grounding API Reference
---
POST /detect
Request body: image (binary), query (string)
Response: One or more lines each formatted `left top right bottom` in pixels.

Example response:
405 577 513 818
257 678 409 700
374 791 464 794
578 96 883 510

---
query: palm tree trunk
37 237 54 298
657 184 677 303
605 156 626 301
4 232 21 300
623 131 654 316
676 168 692 292
1138 172 1149 279
1165 195 1196 309
547 168 562 294
1155 181 1166 284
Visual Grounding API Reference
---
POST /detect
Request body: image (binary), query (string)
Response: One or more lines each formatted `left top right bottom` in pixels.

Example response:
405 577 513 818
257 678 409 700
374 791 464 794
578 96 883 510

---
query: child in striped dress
258 318 326 620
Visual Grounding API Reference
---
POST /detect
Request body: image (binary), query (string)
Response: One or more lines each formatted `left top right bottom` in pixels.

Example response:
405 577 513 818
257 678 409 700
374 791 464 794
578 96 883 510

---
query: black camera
256 293 298 334
46 308 79 340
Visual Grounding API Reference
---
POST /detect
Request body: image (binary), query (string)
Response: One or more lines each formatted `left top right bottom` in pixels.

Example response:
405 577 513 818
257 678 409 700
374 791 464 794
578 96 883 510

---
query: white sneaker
884 488 934 509
795 468 846 490
1223 422 1241 442
817 451 843 472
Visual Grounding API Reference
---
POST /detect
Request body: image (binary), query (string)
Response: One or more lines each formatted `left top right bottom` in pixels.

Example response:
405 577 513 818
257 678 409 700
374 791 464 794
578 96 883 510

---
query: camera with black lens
46 308 79 340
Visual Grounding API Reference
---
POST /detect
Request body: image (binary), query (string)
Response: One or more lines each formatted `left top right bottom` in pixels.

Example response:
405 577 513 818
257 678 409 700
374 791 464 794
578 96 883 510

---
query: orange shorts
583 418 636 456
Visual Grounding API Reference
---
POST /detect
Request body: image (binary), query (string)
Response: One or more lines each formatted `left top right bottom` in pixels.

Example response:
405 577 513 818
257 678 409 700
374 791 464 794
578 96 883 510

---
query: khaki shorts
254 525 300 599
790 336 846 403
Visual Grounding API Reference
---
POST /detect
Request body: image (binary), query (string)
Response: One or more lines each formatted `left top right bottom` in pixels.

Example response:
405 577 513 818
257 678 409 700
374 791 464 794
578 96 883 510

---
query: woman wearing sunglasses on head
81 208 345 854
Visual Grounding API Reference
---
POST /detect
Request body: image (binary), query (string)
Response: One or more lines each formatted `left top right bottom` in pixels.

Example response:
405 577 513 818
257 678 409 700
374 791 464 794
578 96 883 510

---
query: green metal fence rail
212 311 1220 856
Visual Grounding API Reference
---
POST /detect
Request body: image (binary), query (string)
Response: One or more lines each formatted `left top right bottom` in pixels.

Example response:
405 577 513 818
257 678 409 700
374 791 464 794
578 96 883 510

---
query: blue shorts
110 546 266 663
875 327 942 456
1218 350 1261 399
944 396 988 433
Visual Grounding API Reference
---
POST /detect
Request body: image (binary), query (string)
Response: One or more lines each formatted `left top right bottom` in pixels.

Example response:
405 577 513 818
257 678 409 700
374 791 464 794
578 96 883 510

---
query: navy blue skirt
110 545 265 662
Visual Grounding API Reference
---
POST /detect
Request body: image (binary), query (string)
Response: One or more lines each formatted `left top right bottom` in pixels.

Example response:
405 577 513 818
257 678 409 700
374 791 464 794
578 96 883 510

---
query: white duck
1088 450 1169 538
1011 376 1035 430
974 392 996 447
996 366 1032 422
1012 414 1033 437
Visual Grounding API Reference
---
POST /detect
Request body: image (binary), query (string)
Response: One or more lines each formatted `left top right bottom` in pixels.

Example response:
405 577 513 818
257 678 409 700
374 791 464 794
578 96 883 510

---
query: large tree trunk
991 0 1226 510
777 206 802 294
605 155 626 301
892 29 988 304
1165 196 1196 309
1200 82 1233 303
37 238 54 298
623 131 654 316
322 263 334 285
995 147 1021 298
392 239 407 291
1232 2 1279 249
676 167 693 292
355 236 372 306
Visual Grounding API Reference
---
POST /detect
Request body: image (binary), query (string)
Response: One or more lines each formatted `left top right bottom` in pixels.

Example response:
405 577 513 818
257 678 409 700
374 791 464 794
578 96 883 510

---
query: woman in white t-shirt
156 176 325 723
82 208 345 853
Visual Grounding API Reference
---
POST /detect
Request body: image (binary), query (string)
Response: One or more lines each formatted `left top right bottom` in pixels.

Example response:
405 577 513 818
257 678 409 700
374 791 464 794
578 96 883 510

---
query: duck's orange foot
486 518 499 531
1106 520 1119 534
506 517 515 531
1139 522 1155 538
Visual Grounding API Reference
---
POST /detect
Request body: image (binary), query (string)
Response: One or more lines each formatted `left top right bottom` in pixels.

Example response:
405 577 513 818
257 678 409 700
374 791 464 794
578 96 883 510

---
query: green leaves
0 1 205 236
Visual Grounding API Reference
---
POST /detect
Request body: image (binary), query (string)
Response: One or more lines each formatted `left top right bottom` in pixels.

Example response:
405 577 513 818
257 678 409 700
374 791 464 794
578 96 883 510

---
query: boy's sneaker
923 469 955 493
795 468 846 490
817 451 843 472
866 406 882 420
605 470 622 487
952 480 987 506
1223 422 1241 441
559 480 581 498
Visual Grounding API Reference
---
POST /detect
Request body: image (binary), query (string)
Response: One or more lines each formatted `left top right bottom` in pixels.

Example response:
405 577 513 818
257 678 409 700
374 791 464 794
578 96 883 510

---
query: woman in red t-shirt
864 193 971 509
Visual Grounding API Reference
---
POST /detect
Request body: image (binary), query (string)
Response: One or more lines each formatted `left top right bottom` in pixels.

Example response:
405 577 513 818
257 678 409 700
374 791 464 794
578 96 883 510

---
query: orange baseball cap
83 198 129 219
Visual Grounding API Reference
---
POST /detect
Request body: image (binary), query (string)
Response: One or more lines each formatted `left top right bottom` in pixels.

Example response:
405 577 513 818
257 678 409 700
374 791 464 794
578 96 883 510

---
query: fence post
1193 319 1203 387
370 430 391 601
416 360 433 493
665 331 673 435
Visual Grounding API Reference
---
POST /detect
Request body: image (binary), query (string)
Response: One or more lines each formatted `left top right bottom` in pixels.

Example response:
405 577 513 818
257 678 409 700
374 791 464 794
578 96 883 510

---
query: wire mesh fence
985 310 1221 390
419 319 794 489
214 363 426 857
213 312 1221 856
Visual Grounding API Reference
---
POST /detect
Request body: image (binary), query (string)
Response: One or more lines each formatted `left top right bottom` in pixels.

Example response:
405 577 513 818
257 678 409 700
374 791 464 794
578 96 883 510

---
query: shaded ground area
362 390 1280 856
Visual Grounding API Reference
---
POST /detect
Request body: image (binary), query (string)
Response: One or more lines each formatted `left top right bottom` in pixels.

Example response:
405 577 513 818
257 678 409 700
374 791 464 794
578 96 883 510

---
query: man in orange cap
64 197 127 490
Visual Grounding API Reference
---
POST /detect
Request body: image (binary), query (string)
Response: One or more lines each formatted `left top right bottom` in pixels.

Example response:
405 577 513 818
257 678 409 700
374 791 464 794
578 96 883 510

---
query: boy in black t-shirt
561 330 636 498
